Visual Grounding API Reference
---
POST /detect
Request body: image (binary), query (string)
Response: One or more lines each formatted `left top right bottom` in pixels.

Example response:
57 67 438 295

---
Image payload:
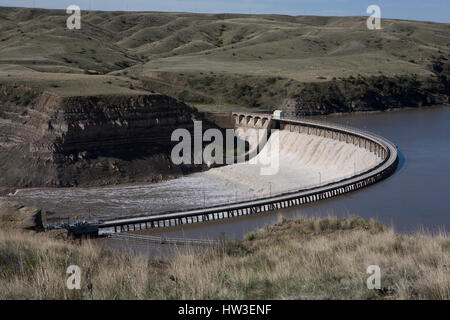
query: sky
0 0 449 23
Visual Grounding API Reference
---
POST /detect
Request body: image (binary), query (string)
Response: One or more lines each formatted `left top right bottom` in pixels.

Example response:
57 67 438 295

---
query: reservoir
7 106 450 249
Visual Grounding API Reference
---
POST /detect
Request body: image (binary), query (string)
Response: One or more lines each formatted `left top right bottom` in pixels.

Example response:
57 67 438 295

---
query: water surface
137 106 450 244
6 106 450 246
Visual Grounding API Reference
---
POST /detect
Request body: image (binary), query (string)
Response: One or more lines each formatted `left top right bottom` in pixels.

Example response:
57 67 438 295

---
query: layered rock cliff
0 85 208 189
279 59 450 116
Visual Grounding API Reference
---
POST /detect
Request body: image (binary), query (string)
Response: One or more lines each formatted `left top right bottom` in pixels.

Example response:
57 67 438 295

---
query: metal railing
108 233 219 246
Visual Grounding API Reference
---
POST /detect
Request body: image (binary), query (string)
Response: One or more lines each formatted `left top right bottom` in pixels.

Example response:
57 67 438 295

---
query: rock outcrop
279 69 450 116
0 85 209 188
0 200 44 231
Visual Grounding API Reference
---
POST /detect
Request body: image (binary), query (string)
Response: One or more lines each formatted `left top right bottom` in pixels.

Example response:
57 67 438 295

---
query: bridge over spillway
66 112 398 238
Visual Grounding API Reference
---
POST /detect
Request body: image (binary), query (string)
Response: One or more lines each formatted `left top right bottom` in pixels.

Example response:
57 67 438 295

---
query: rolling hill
0 6 449 111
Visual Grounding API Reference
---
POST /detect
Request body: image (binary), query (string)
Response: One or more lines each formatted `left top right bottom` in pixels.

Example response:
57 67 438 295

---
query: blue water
142 106 450 243
301 106 450 233
10 106 450 250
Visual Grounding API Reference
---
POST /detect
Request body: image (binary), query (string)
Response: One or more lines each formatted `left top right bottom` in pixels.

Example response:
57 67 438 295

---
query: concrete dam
209 114 383 196
62 111 398 237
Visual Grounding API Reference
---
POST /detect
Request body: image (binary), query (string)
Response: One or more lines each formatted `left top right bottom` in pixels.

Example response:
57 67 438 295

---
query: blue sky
0 0 449 23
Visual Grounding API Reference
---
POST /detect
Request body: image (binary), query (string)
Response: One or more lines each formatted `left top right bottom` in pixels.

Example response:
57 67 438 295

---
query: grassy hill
0 7 449 110
0 215 448 299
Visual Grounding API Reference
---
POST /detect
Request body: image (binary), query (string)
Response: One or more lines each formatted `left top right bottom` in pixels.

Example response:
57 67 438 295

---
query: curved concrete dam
8 112 398 235
214 126 382 196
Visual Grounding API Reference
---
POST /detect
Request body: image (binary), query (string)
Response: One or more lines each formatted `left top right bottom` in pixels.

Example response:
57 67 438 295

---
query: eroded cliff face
279 70 450 117
0 85 207 189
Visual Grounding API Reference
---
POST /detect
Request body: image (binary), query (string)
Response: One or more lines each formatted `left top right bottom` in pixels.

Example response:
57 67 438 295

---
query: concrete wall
278 119 387 159
96 112 398 235
231 111 388 159
231 112 274 129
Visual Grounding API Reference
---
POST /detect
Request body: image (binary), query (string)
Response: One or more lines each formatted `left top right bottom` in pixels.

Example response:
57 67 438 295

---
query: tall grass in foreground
0 216 448 300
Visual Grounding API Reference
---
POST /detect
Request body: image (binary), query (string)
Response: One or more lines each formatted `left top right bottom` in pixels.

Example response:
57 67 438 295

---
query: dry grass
0 216 448 300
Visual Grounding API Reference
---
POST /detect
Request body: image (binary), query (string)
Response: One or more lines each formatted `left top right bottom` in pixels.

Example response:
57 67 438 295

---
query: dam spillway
206 129 382 196
9 112 398 235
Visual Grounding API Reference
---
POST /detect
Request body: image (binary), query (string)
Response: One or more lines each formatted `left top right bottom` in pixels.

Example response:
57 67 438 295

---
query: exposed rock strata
0 85 208 188
279 62 450 116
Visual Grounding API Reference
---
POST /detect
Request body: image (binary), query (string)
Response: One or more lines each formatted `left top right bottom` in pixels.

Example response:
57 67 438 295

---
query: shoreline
7 114 396 226
5 103 448 196
312 103 450 118
0 215 448 299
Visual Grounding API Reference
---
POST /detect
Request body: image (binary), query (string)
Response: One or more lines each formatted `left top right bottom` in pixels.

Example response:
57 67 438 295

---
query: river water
130 105 450 247
5 106 450 256
9 122 380 224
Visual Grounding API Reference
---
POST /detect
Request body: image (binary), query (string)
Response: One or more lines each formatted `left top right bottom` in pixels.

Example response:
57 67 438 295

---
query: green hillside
0 7 449 110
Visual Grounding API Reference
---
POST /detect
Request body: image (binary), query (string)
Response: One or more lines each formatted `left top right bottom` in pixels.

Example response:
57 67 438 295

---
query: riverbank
0 215 448 300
